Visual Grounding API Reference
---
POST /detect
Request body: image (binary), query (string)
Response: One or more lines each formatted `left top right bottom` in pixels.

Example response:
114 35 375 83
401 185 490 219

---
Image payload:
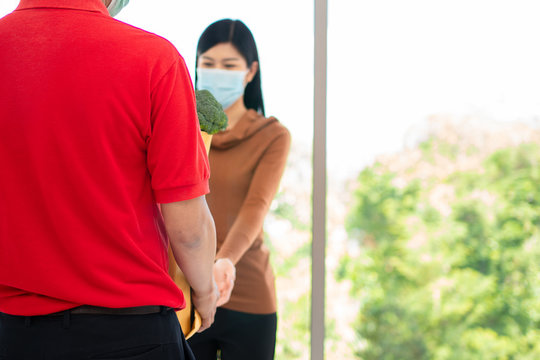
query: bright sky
2 0 540 180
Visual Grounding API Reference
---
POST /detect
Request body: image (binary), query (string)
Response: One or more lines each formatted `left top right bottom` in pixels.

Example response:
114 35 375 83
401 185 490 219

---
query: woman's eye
201 62 214 67
224 64 237 69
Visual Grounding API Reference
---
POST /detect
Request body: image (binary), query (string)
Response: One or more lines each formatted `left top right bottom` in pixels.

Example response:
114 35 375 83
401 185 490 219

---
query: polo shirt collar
16 0 109 16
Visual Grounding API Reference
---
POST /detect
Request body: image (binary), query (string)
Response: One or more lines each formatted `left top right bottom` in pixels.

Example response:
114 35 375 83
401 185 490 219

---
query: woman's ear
245 61 259 84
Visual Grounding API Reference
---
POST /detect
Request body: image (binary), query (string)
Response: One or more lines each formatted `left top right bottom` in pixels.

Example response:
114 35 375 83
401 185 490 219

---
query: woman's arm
216 127 291 264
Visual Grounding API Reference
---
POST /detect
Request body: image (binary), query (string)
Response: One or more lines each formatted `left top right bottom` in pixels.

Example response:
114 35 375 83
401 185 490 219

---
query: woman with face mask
187 19 291 360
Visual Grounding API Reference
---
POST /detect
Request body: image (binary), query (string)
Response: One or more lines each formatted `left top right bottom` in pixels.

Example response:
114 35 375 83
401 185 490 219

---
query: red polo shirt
0 0 209 315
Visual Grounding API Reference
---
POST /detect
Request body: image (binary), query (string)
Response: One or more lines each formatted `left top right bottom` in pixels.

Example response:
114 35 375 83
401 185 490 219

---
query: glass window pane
328 1 540 359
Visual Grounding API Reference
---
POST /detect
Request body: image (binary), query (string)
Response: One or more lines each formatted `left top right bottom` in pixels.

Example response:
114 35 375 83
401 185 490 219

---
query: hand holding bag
167 131 212 339
167 246 202 339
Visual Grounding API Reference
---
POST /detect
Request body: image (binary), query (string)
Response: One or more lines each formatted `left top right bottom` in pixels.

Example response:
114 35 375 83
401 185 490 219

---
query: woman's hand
213 258 236 306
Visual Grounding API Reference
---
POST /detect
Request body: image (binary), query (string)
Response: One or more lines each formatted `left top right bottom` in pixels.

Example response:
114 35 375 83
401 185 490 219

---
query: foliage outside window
340 119 540 360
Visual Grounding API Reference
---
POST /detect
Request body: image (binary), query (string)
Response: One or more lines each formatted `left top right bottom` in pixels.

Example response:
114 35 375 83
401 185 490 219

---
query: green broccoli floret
196 89 228 135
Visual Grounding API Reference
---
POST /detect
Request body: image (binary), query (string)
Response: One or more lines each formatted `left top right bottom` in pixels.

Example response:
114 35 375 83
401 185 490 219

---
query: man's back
0 0 209 316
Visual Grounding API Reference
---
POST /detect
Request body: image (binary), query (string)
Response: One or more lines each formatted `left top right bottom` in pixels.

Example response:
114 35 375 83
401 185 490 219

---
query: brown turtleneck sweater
207 109 290 314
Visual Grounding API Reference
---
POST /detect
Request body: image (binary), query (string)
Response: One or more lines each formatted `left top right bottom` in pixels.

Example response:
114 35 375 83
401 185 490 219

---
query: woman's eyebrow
200 55 215 61
222 57 242 62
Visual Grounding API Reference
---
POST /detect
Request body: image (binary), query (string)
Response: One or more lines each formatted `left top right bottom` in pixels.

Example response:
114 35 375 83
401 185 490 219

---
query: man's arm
161 196 219 332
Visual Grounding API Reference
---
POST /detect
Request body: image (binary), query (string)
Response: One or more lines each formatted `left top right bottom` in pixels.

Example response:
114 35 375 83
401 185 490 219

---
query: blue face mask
197 68 248 110
107 0 130 17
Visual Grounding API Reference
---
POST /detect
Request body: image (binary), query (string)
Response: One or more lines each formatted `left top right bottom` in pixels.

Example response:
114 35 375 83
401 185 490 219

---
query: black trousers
188 308 277 360
0 307 195 360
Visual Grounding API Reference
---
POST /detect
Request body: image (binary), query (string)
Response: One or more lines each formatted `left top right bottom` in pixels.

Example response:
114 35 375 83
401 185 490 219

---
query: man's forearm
161 197 216 296
161 196 218 331
169 216 216 296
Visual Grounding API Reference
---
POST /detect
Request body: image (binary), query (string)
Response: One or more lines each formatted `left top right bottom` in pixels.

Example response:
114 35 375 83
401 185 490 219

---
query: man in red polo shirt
0 1 218 359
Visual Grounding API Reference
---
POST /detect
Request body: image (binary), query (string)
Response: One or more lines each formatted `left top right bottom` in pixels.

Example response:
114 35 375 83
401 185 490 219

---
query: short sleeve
147 56 209 203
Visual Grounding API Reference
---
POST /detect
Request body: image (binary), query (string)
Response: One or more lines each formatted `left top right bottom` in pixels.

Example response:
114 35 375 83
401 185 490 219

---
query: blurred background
3 1 540 358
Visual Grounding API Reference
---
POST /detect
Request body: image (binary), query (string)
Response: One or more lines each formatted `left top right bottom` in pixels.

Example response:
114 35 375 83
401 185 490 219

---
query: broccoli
196 89 228 135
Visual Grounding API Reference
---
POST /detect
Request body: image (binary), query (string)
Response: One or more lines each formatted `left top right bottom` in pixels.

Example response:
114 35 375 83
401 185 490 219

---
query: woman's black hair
195 19 265 116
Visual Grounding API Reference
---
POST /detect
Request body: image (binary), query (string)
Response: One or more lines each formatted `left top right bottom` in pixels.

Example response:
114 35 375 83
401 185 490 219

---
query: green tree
341 138 540 360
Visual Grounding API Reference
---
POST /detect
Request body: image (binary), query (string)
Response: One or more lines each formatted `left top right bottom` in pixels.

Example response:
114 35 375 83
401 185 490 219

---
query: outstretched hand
213 258 236 307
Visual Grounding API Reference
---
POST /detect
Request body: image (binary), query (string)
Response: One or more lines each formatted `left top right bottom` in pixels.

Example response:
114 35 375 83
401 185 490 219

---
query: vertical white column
312 0 327 359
